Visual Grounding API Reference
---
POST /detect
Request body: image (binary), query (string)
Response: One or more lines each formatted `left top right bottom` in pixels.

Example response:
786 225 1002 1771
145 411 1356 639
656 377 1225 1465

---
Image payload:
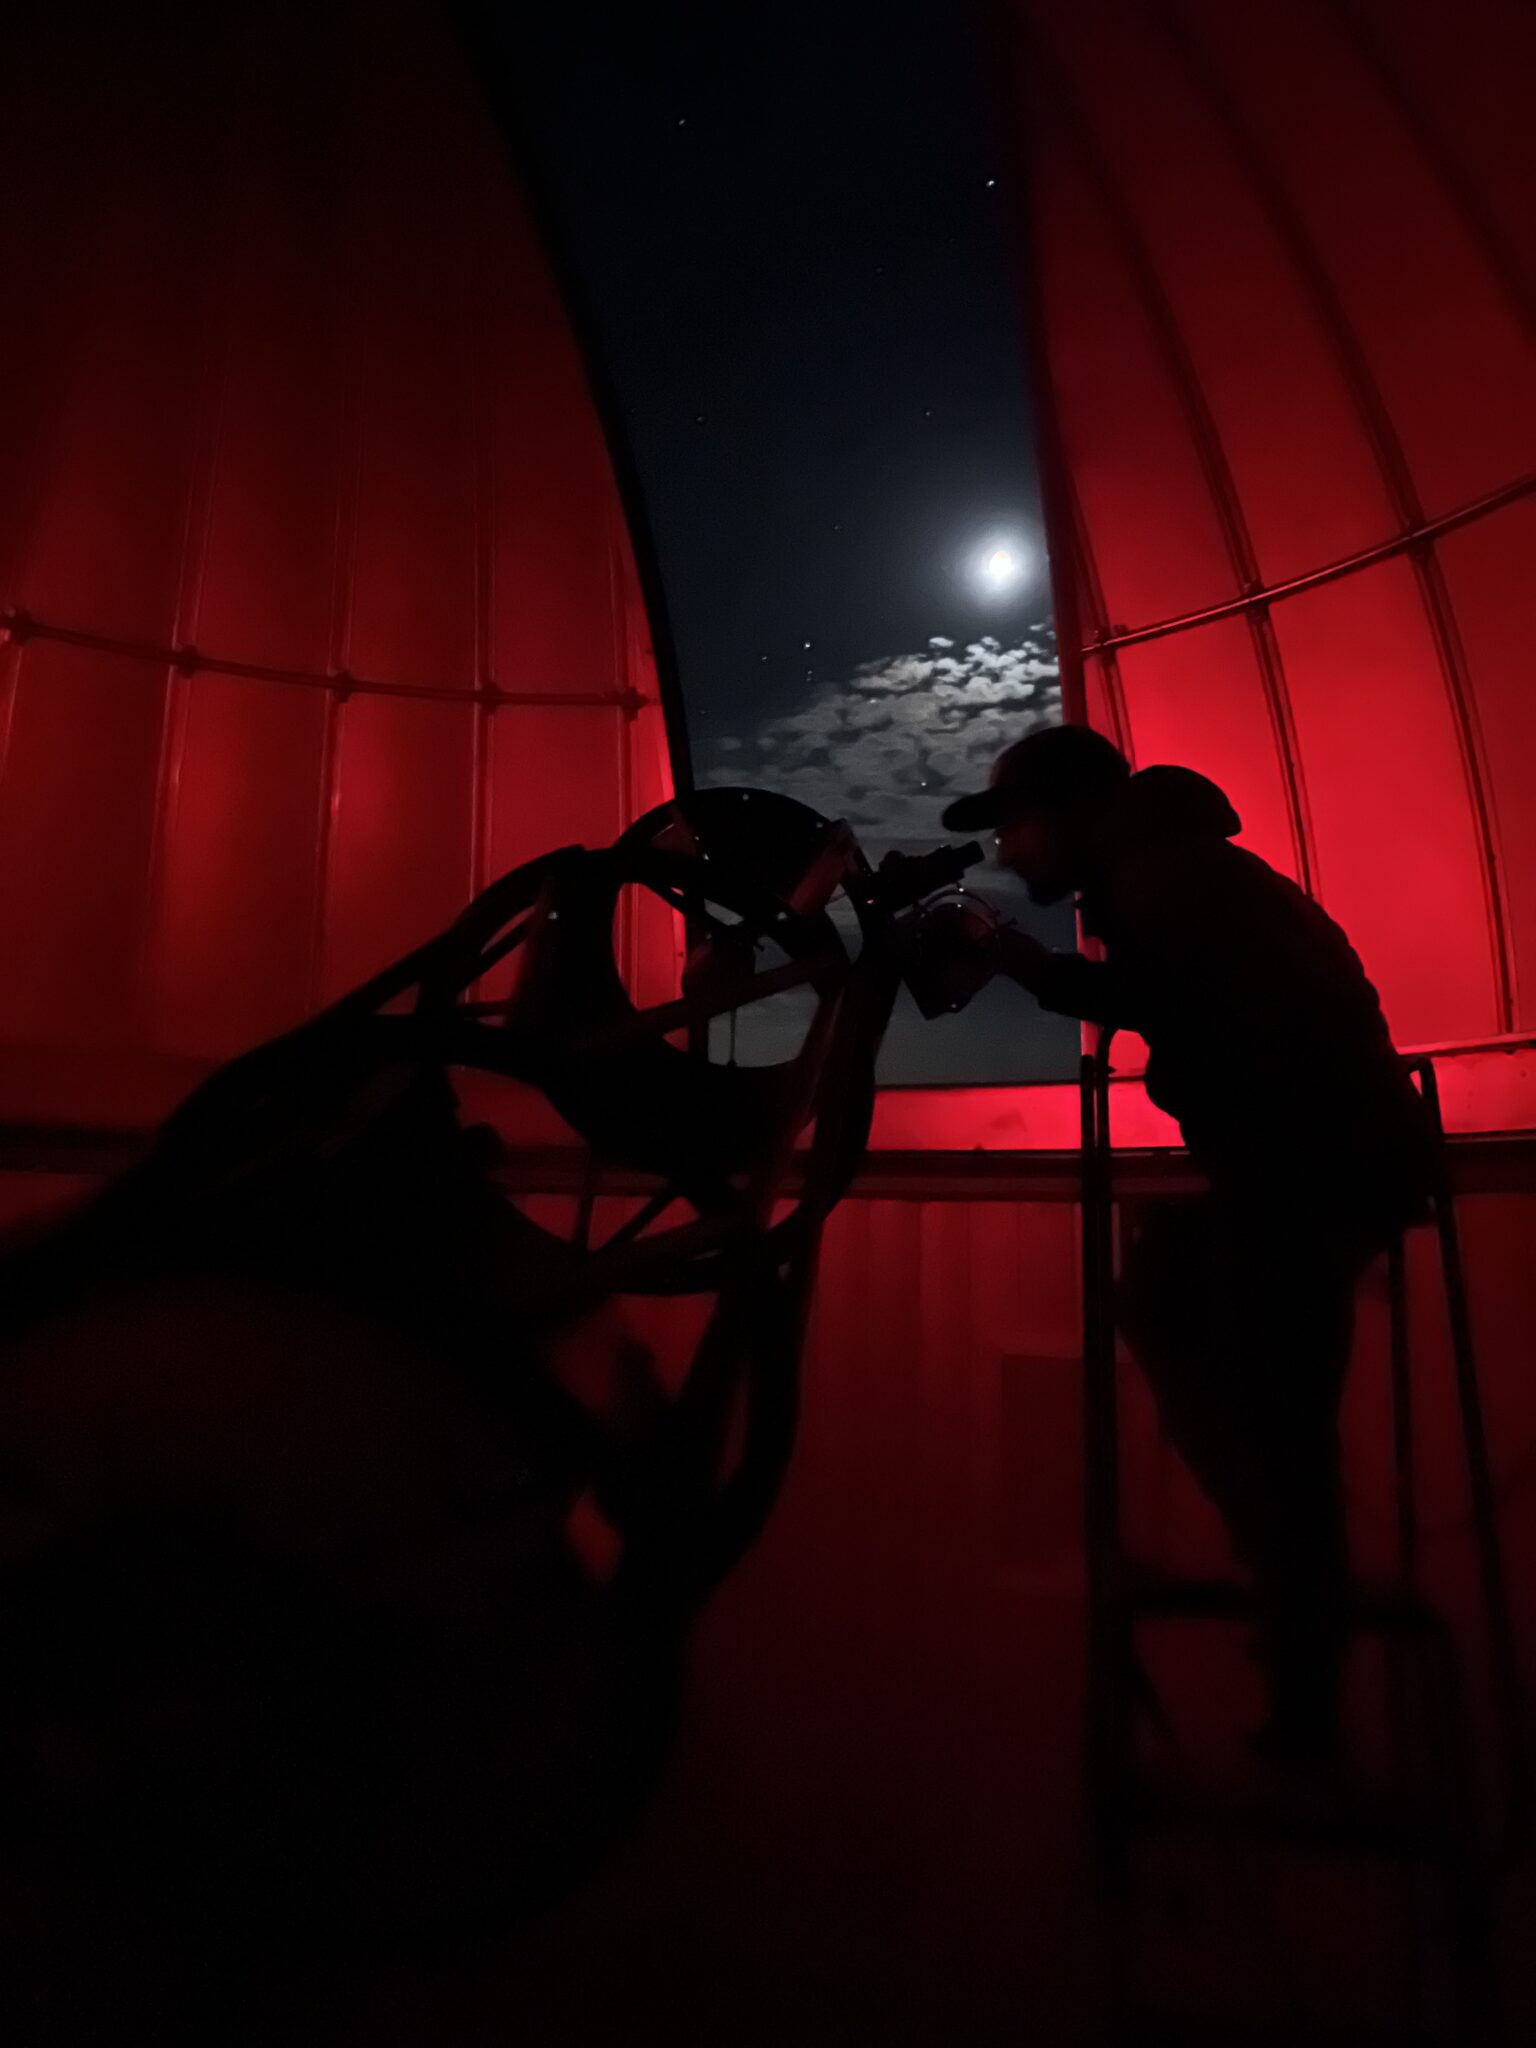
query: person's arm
995 928 1134 1027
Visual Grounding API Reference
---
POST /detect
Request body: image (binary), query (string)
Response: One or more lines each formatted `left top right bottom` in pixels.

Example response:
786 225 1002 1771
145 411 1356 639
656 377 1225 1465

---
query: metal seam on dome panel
470 227 495 906
327 323 362 689
1155 0 1423 514
0 612 652 710
307 687 346 1014
1030 250 1126 747
471 692 492 904
1028 25 1315 891
1319 0 1535 333
1156 0 1517 1031
1065 472 1134 764
1003 60 1105 746
309 258 366 1014
142 239 231 1029
0 638 21 809
450 1 695 799
1416 541 1520 1029
1250 600 1318 890
1411 556 1517 1032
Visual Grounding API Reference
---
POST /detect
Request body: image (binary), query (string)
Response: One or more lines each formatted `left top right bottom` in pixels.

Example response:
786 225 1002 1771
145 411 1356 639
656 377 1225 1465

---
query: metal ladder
1079 1032 1528 2035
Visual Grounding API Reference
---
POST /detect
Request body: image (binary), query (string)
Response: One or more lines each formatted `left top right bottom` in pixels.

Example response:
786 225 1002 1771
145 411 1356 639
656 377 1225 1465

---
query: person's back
1072 779 1434 1246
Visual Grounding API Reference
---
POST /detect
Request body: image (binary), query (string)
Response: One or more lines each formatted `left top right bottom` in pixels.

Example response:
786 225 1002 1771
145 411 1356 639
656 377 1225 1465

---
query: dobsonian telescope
0 786 993 2009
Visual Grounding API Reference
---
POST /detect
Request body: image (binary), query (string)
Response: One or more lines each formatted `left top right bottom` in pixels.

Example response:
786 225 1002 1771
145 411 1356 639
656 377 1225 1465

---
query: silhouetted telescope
0 786 996 1974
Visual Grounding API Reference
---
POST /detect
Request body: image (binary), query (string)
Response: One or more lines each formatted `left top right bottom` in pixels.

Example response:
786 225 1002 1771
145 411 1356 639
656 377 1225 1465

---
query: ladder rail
1402 1055 1530 1858
1076 1034 1517 2027
1080 1030 1128 1902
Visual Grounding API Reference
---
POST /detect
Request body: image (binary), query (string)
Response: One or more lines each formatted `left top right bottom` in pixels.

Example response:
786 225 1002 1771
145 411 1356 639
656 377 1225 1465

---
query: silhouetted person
942 725 1435 1763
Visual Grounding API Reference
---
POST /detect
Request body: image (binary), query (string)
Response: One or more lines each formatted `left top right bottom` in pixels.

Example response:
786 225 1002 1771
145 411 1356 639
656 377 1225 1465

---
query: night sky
494 0 1079 1082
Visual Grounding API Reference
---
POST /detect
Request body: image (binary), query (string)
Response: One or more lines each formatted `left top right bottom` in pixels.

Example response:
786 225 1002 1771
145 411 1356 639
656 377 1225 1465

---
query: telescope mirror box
869 841 1001 1021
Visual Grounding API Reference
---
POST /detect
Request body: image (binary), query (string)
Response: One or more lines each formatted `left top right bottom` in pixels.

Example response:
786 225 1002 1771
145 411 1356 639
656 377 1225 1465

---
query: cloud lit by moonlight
703 628 1061 848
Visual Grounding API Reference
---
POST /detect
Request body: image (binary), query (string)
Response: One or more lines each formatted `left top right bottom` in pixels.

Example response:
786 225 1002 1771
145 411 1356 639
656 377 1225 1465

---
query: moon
971 537 1030 596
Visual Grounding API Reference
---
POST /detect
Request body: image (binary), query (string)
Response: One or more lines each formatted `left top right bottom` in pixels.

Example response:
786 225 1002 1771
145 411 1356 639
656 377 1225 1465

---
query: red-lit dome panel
1010 0 1535 1125
0 1 675 1120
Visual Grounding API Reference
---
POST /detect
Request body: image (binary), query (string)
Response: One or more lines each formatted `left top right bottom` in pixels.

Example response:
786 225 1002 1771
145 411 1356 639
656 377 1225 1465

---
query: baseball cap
941 725 1132 832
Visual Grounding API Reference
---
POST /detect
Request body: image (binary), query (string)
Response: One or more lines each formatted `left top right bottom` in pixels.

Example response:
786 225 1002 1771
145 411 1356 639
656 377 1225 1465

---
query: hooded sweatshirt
1030 766 1434 1244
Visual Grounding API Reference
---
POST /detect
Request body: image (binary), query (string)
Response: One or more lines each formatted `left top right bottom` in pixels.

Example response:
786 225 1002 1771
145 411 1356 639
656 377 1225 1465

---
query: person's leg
1117 1199 1273 1552
1229 1225 1357 1757
1119 1199 1359 1756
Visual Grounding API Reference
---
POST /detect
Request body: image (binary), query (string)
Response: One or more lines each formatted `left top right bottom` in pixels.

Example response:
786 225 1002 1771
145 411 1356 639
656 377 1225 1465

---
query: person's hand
995 925 1053 993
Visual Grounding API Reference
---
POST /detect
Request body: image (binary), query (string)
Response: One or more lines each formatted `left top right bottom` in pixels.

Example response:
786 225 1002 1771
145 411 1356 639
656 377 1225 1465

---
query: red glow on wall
2 1 1532 1159
0 0 675 1131
997 0 1536 1135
